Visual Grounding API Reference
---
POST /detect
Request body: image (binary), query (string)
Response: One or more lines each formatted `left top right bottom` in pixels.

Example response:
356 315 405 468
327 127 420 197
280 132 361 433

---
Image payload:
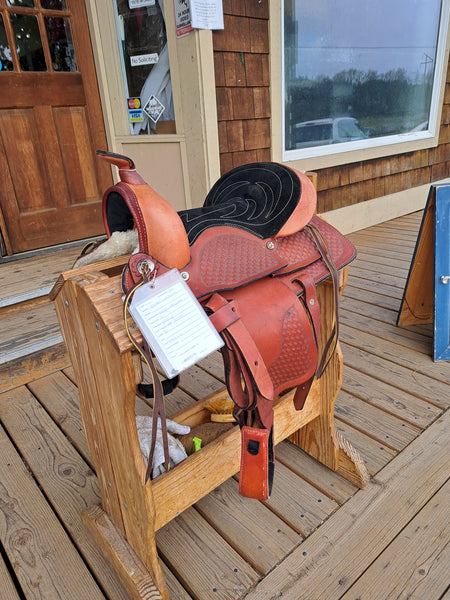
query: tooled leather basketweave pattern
276 215 356 281
268 305 316 392
198 233 281 288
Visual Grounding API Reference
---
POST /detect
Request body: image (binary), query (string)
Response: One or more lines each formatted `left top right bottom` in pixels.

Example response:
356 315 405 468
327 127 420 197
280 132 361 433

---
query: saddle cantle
97 150 356 500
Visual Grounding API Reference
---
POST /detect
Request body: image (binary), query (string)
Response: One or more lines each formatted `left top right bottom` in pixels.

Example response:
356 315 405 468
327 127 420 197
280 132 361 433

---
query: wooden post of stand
289 269 369 488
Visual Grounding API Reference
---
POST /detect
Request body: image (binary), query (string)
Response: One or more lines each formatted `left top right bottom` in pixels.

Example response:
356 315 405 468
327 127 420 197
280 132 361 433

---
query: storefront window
284 0 448 158
114 0 175 135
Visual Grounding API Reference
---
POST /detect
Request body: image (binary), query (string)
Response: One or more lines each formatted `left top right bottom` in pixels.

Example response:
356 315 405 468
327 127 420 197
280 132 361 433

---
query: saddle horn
97 150 190 270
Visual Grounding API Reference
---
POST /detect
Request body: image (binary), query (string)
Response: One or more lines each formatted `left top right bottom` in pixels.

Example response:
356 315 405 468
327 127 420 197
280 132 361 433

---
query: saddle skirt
97 150 357 500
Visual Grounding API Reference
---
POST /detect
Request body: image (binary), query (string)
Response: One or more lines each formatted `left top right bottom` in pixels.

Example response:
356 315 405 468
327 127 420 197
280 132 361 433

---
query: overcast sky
290 0 442 79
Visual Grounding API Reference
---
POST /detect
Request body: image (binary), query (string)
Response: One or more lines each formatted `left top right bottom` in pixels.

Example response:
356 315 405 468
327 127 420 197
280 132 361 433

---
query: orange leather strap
239 426 272 501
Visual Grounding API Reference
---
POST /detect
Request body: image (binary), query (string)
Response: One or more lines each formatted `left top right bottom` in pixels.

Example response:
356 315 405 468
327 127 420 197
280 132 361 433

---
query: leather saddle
97 150 356 500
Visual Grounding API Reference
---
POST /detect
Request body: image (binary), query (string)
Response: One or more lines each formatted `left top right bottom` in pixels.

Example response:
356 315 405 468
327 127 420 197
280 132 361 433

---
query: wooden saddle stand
51 151 368 600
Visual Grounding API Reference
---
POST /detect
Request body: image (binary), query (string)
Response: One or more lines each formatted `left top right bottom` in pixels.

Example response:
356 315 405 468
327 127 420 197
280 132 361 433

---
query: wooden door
0 0 112 255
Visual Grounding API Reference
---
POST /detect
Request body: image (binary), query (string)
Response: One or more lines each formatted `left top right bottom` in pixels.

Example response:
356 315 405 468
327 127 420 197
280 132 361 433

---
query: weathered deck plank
335 391 421 451
244 411 450 600
340 342 449 409
0 425 108 600
335 419 397 476
340 480 450 600
0 386 131 600
0 245 81 307
340 325 450 385
194 477 300 574
342 365 441 427
275 441 357 504
340 308 432 354
156 508 259 600
0 302 62 365
0 554 21 600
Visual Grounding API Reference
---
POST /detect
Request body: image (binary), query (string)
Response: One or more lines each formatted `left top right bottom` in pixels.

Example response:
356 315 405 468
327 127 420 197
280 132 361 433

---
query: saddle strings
123 273 170 482
305 223 341 377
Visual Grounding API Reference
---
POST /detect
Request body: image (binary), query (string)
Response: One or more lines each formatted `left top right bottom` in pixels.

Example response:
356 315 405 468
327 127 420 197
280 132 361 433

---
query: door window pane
114 0 175 135
44 16 76 71
284 0 445 155
0 15 14 71
10 13 46 71
7 0 35 7
41 0 67 9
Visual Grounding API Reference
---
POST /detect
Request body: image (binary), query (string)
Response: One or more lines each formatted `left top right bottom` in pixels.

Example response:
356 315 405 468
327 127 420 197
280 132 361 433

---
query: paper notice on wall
190 0 224 30
174 0 194 38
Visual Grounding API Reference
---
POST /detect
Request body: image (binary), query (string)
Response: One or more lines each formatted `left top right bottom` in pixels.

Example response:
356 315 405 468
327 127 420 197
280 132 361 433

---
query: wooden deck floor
1 212 449 600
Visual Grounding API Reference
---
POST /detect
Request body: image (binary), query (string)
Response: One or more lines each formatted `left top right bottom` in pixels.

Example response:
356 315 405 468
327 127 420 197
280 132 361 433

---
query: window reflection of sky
292 0 442 79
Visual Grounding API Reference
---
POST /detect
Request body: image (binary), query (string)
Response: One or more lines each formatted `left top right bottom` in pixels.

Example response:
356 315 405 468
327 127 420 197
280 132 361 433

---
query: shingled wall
212 1 450 213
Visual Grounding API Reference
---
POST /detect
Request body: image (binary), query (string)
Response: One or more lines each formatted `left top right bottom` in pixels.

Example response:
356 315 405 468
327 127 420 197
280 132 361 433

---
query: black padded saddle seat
104 162 303 246
178 162 301 244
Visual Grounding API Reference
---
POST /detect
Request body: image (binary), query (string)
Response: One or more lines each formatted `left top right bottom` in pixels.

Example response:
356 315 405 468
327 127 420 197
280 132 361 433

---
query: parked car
294 117 367 149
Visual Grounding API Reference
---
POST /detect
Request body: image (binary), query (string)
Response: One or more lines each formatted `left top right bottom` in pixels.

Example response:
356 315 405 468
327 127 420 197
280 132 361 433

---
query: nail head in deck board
0 428 108 600
194 478 299 574
0 385 131 600
244 412 450 600
339 480 450 600
156 508 259 600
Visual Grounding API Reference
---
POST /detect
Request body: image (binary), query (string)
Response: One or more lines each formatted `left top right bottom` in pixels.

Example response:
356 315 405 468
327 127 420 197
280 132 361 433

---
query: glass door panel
114 0 175 135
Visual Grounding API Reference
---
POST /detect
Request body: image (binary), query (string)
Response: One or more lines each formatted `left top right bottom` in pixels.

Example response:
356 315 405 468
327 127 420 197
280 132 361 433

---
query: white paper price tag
127 269 224 378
